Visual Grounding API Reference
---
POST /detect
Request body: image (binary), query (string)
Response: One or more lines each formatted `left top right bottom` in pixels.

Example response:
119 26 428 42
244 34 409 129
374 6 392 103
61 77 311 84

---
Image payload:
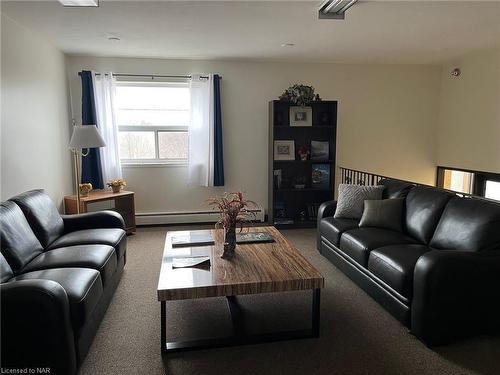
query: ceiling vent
319 0 358 20
58 0 99 7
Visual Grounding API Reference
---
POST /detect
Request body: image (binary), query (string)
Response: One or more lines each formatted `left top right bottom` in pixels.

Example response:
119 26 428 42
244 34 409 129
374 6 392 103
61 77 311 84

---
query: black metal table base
160 288 321 354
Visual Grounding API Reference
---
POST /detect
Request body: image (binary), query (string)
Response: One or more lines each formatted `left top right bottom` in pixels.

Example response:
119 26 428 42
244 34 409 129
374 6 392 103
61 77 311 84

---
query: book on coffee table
236 232 275 244
171 233 214 248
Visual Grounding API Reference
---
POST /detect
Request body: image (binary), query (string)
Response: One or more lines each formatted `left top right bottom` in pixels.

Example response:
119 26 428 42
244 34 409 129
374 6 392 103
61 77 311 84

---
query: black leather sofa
1 190 127 374
317 179 500 344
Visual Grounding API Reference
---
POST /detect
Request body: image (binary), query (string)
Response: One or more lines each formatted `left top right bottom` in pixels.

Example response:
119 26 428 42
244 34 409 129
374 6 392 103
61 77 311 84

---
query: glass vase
222 225 236 259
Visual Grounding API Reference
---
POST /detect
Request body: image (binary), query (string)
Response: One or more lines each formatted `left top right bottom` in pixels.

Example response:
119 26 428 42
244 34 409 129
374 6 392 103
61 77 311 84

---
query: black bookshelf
268 100 337 229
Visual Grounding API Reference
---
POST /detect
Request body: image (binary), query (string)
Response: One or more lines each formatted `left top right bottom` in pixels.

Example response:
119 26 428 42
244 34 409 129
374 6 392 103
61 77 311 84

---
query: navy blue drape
213 74 224 186
80 71 104 189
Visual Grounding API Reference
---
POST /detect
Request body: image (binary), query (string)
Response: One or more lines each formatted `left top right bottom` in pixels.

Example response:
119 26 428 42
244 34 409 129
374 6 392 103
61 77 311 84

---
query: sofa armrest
317 200 337 222
317 200 337 250
61 210 125 233
412 249 500 345
1 279 77 374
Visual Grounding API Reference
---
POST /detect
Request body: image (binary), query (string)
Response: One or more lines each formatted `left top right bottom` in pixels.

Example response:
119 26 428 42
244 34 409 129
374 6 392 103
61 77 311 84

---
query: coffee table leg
226 296 246 336
312 288 321 337
161 301 166 353
161 289 321 353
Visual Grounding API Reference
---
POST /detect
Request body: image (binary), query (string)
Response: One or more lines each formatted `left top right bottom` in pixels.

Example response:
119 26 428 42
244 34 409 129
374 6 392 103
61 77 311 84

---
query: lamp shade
69 125 106 149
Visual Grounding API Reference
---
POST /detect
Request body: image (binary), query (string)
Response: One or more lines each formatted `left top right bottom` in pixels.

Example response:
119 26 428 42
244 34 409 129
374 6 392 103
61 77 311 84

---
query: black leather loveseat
1 190 127 374
317 179 500 344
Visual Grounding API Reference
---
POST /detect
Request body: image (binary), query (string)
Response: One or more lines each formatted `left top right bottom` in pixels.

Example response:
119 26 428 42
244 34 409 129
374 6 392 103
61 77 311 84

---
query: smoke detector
451 68 461 77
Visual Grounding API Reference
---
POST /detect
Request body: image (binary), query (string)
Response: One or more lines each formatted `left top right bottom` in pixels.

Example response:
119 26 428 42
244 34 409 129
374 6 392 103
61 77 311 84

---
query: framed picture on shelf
289 107 312 127
311 141 329 160
274 140 295 160
312 164 330 189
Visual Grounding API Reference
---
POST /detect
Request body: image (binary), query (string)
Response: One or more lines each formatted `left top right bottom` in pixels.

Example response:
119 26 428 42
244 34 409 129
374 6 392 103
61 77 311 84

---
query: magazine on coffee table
172 256 211 269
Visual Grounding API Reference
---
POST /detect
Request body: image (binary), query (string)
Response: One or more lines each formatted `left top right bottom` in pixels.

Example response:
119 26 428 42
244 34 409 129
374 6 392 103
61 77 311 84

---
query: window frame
115 79 190 166
436 165 500 202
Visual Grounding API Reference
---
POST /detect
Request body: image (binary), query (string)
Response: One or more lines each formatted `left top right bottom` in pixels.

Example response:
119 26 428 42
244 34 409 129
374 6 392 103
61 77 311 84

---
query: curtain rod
77 72 213 79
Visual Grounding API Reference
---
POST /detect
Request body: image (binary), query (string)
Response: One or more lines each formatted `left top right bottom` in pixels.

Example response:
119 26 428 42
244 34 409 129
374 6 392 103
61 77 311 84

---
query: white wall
436 48 500 173
66 55 441 215
2 14 497 219
1 14 72 208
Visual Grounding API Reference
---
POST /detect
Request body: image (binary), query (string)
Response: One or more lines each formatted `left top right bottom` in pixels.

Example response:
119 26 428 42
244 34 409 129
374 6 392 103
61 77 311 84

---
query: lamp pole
72 148 82 214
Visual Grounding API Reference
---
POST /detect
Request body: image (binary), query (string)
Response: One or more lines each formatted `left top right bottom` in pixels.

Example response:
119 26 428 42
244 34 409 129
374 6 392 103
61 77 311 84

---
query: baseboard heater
136 208 265 226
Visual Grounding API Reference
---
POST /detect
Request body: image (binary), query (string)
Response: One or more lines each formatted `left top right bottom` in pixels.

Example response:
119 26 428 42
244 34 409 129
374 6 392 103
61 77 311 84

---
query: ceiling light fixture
107 36 121 41
319 0 358 20
281 43 295 47
58 0 99 7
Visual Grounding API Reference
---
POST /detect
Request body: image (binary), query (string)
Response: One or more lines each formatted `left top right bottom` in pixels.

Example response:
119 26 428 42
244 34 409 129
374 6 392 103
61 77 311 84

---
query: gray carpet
79 226 500 375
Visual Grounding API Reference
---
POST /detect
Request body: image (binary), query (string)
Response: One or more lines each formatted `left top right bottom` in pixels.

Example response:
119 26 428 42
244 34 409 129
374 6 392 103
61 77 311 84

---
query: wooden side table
64 190 136 234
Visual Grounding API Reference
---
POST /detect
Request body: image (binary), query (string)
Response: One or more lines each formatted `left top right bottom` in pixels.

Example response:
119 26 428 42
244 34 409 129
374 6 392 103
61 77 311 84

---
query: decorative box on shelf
64 190 136 234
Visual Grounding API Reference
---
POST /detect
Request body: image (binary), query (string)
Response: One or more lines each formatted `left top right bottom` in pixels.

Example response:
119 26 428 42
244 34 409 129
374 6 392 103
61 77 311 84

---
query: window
437 166 500 202
115 81 190 164
440 169 474 194
485 180 500 201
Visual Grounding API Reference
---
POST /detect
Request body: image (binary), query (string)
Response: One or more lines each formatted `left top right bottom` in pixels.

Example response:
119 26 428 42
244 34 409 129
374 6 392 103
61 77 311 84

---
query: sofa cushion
430 197 500 252
47 228 127 259
334 184 384 220
340 228 418 267
405 186 453 244
368 244 431 298
10 190 64 249
0 253 14 283
0 201 44 273
320 217 359 247
22 245 117 286
359 198 404 232
378 179 415 199
12 268 103 331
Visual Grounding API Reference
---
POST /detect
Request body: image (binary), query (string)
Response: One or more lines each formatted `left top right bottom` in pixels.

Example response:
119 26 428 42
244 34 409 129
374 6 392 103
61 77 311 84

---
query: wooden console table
64 190 136 234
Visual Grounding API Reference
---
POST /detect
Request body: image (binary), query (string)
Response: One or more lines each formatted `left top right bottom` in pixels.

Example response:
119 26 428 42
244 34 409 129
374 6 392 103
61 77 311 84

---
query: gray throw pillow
334 184 384 220
359 198 405 232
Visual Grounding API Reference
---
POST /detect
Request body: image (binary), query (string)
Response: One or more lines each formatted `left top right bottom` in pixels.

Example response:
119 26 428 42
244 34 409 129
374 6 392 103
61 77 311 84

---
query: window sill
121 161 188 168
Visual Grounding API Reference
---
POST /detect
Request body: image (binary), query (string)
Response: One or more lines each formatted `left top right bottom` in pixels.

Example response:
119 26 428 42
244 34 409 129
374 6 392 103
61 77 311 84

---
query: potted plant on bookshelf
207 192 257 259
278 84 321 106
298 145 310 161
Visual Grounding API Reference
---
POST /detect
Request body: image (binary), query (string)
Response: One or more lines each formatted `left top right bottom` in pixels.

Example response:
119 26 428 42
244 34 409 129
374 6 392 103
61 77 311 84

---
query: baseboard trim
135 209 265 225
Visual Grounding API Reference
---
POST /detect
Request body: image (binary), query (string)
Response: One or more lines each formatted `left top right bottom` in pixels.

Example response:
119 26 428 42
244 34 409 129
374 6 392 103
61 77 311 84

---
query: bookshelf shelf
268 100 337 229
274 220 317 229
275 188 331 192
273 159 335 164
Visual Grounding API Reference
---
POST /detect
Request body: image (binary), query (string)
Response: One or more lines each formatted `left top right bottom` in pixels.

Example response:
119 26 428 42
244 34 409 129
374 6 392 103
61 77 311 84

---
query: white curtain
92 71 122 183
188 74 214 186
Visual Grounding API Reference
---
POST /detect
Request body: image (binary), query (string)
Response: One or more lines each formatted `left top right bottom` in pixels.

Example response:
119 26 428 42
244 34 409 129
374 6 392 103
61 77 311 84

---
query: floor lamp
69 125 106 214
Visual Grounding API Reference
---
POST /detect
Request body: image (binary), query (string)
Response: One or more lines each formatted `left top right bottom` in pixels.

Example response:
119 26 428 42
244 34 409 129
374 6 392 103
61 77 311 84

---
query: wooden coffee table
157 226 324 353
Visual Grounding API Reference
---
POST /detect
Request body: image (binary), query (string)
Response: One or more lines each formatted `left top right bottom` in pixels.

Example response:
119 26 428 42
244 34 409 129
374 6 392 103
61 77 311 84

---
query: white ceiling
2 0 499 64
